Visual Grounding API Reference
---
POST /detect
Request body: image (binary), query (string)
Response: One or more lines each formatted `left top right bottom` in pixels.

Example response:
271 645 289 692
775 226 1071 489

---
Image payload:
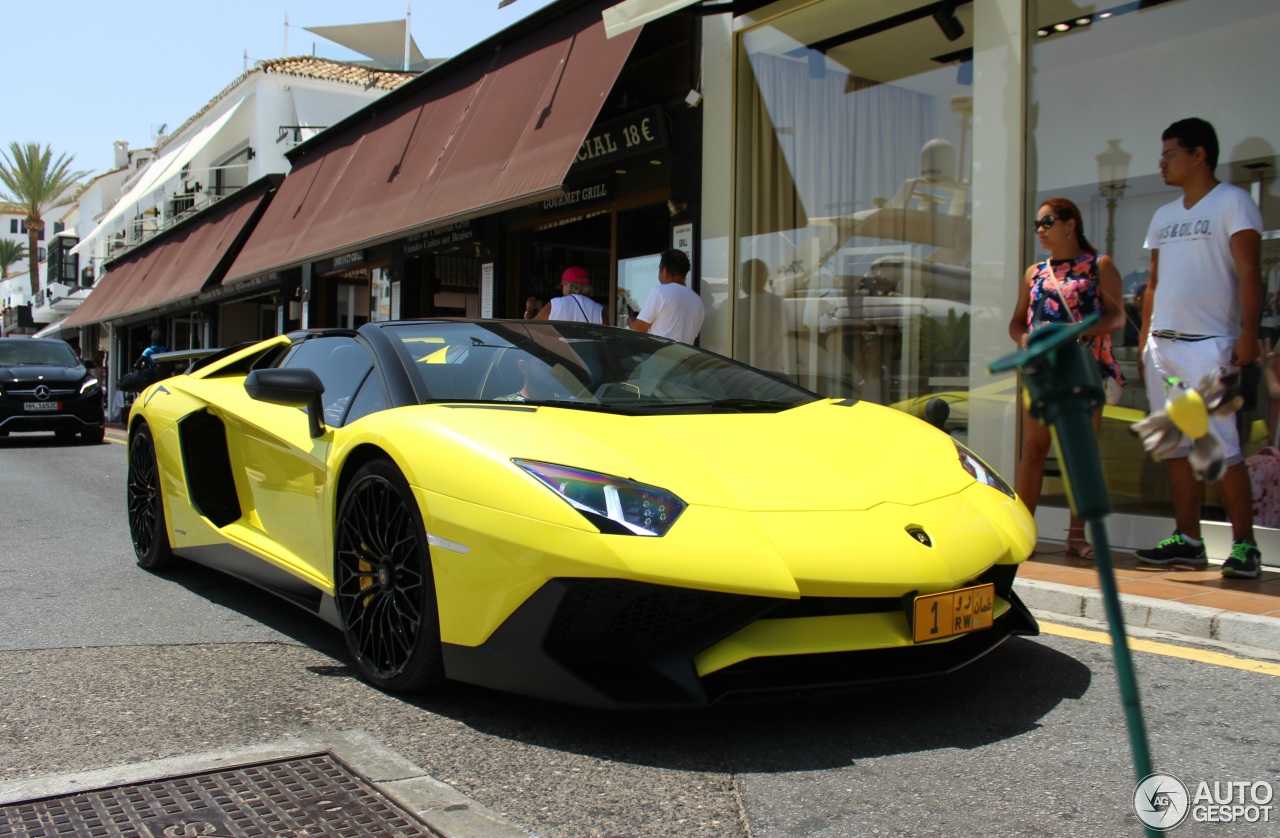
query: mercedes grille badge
34 385 51 401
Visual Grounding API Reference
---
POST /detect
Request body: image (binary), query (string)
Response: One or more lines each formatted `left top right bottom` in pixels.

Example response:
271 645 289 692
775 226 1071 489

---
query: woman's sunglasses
1034 214 1058 231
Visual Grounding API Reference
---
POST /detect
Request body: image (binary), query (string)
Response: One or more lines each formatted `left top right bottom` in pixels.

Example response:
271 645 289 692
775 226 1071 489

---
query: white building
72 57 414 275
1 209 44 280
62 56 413 410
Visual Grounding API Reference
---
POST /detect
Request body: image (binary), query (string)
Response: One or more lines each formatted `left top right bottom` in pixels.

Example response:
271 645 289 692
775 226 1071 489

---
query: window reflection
1028 0 1280 518
734 0 974 409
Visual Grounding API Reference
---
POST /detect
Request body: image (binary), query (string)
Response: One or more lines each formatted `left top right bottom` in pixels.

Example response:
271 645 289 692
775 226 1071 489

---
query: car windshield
382 321 819 413
0 340 80 368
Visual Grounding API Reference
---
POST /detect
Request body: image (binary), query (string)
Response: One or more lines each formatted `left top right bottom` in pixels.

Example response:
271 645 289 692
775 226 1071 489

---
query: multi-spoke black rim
127 433 159 558
335 475 426 679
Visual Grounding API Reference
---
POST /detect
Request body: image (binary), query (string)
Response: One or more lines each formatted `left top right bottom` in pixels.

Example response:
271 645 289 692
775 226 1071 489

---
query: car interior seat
478 348 525 401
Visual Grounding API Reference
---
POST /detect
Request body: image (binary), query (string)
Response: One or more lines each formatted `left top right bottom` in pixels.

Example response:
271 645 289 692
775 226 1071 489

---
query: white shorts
1143 335 1242 466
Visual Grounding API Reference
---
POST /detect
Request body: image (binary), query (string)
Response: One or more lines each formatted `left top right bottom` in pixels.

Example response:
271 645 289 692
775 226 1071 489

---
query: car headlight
80 377 100 395
514 460 686 536
954 440 1016 499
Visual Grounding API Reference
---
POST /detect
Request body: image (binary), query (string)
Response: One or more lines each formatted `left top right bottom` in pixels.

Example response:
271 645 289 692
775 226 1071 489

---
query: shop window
336 275 372 329
370 267 393 323
1028 0 1280 519
733 0 975 411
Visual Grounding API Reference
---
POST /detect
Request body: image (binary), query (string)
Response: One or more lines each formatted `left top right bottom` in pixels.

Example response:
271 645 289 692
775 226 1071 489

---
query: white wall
80 65 401 262
1032 0 1279 197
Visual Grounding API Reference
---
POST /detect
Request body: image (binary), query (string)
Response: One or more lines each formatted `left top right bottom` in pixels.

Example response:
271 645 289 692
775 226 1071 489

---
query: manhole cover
0 752 445 837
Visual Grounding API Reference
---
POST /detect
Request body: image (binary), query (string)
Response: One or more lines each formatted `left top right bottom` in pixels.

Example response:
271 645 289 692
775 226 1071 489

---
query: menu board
616 252 662 328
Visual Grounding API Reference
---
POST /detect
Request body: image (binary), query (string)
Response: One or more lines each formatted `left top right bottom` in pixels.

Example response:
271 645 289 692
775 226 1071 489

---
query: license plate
24 401 59 412
912 583 995 643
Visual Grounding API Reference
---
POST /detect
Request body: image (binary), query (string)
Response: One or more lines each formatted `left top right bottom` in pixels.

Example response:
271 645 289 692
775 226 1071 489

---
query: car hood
0 365 87 384
414 398 977 512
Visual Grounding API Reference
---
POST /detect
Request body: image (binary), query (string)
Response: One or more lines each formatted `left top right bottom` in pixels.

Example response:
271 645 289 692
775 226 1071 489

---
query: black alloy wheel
127 422 174 570
334 458 444 693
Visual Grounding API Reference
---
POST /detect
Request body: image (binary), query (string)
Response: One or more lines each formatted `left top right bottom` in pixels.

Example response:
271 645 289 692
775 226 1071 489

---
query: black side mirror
245 368 327 438
923 397 951 432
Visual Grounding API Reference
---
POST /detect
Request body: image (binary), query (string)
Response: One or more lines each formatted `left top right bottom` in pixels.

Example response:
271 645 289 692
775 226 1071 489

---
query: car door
224 335 373 582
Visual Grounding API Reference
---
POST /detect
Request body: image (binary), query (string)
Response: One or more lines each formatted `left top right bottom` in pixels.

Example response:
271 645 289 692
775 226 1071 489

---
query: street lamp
1096 138 1131 256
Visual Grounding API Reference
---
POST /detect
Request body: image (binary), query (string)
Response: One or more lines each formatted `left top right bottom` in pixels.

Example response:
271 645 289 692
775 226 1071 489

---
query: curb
1015 578 1280 654
0 729 532 838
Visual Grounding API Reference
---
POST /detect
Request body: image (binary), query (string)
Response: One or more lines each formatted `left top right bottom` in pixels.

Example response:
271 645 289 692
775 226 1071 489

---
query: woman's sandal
1065 530 1094 560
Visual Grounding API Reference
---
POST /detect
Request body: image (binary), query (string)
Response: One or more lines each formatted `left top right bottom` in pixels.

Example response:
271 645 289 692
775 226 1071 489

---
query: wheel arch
334 442 401 523
127 411 149 441
331 444 445 692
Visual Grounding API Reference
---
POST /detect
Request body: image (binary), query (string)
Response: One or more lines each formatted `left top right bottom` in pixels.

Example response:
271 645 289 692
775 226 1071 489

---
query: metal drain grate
0 752 446 837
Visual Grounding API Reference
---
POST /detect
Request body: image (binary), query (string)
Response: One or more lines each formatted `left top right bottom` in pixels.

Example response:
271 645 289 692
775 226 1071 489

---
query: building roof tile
158 57 416 153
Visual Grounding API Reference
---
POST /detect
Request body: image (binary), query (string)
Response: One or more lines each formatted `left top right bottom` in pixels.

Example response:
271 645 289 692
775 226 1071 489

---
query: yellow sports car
127 320 1038 708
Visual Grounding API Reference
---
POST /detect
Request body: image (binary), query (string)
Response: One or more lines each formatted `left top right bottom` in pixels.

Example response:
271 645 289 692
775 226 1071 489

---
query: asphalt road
1 431 1277 837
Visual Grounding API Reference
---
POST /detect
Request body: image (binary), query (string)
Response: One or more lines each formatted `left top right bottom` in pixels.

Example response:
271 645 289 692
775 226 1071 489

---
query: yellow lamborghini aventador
126 320 1038 707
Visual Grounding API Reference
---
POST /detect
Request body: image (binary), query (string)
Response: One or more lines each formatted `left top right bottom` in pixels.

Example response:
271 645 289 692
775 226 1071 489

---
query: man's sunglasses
1034 214 1058 231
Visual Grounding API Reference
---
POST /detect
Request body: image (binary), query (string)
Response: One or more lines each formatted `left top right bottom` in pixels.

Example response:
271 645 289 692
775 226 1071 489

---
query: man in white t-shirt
628 249 704 344
1135 117 1265 579
535 266 604 323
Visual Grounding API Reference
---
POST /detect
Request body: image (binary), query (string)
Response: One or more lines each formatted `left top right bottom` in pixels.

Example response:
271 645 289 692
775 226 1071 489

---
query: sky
5 0 560 177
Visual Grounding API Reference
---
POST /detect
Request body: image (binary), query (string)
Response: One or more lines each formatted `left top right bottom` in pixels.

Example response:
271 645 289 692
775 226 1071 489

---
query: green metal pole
990 316 1158 837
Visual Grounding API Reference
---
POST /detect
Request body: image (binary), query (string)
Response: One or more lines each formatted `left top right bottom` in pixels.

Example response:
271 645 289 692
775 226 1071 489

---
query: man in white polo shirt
628 249 704 344
1135 117 1265 579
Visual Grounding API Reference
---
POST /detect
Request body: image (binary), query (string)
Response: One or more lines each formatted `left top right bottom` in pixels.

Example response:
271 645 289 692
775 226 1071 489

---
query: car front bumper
440 563 1039 709
0 390 105 434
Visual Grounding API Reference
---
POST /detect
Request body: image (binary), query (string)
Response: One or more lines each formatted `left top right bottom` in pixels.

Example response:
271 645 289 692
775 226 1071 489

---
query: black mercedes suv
0 337 105 443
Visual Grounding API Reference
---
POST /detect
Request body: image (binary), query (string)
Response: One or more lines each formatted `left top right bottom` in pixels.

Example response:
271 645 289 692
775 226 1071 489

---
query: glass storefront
735 0 980 406
731 0 1277 535
1027 0 1280 521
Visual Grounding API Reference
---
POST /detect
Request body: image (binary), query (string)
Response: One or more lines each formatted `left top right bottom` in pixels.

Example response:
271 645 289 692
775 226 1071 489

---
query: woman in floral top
1008 197 1125 559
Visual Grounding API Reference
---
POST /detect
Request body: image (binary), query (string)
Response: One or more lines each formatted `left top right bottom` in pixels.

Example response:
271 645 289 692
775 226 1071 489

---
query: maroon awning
224 2 640 284
64 178 279 328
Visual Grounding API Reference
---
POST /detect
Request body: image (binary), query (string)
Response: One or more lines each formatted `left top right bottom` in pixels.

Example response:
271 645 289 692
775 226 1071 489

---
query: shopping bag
1247 446 1280 528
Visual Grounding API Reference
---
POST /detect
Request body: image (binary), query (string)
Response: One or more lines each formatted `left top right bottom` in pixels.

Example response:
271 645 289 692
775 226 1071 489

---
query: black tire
128 422 174 570
334 458 444 693
81 426 106 444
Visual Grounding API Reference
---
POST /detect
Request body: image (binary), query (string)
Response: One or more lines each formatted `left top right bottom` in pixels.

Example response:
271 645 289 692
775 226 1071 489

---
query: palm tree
0 143 89 297
0 238 27 278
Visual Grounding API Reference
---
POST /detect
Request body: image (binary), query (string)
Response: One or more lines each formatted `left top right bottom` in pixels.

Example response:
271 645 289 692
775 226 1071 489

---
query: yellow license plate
912 583 995 643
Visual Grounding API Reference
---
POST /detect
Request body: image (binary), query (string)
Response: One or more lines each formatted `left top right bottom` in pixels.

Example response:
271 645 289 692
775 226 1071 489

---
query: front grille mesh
545 580 750 662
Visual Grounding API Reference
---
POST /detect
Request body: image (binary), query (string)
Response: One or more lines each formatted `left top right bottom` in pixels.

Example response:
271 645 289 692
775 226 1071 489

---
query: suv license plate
24 401 60 412
912 583 995 643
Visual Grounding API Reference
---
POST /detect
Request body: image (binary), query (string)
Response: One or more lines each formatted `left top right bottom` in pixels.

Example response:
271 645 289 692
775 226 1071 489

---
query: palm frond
0 142 91 218
0 238 27 278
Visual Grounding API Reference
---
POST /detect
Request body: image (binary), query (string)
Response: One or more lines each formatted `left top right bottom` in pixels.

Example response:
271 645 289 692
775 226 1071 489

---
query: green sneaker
1221 540 1262 579
1134 531 1208 569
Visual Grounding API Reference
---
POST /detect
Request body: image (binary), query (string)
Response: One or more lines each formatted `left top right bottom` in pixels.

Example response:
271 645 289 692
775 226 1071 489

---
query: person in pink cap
535 266 604 323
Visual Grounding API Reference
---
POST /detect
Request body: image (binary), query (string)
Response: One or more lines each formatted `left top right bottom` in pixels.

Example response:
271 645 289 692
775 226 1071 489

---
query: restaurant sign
403 221 475 255
541 182 610 213
570 107 668 170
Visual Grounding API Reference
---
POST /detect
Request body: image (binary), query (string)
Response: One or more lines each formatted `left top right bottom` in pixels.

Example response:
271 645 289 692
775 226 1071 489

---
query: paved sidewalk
0 730 531 838
1017 539 1280 654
